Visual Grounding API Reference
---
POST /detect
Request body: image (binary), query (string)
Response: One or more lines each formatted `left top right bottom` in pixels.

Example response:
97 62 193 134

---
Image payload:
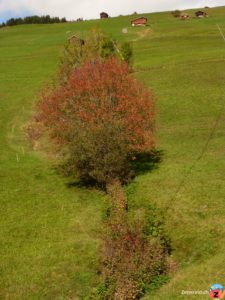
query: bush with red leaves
97 217 168 299
30 57 155 185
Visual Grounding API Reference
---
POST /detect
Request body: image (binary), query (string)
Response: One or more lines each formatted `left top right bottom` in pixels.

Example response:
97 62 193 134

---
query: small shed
180 13 190 20
131 17 147 26
195 11 208 18
68 35 85 46
100 12 109 19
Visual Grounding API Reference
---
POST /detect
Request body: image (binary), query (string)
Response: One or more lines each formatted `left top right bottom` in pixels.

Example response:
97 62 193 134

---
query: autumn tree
27 32 170 300
30 57 155 186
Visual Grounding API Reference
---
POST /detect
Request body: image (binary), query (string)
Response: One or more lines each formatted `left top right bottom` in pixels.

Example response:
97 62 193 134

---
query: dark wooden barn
195 11 208 18
100 12 109 19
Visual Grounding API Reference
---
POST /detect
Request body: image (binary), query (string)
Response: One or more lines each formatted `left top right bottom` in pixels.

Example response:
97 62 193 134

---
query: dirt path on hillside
133 28 153 41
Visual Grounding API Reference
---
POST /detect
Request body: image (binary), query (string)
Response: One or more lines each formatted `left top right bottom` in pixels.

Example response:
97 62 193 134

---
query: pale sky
0 0 225 22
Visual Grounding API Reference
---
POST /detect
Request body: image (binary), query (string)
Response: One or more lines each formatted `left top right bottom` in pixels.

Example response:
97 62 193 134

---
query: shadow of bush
131 149 163 176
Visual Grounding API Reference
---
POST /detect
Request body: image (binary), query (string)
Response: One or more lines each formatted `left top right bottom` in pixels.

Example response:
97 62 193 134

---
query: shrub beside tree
59 30 133 83
120 42 133 66
98 216 169 299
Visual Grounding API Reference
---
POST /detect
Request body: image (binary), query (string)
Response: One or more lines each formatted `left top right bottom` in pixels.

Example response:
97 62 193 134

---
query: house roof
132 17 147 21
196 10 205 13
131 17 147 23
195 11 208 18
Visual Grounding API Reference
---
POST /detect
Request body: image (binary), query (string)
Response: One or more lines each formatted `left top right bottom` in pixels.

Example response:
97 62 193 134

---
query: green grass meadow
1 6 225 299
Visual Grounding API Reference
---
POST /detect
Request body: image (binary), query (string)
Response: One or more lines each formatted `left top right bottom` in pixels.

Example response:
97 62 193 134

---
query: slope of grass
0 22 107 300
0 6 225 299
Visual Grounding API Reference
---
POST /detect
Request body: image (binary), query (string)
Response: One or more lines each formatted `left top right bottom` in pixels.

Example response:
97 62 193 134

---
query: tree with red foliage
31 57 155 185
27 43 168 300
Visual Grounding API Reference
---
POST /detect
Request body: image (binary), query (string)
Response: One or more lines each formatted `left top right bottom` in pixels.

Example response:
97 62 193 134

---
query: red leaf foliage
36 57 155 152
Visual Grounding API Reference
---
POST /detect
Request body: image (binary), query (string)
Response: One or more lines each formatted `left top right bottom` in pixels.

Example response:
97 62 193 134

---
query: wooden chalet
131 17 147 26
100 12 109 19
195 11 208 18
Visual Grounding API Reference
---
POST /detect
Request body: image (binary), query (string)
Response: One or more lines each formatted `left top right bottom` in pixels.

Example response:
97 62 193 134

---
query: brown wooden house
195 11 208 18
131 17 147 26
100 12 109 19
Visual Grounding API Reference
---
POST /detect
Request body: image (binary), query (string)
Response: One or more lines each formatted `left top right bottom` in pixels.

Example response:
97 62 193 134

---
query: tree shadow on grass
131 149 163 176
66 178 101 189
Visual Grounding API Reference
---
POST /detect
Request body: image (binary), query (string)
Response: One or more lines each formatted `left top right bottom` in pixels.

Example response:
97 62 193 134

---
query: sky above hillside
0 0 225 22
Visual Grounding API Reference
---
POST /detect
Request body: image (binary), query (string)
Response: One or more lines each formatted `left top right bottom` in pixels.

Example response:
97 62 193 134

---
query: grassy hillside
0 6 225 299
